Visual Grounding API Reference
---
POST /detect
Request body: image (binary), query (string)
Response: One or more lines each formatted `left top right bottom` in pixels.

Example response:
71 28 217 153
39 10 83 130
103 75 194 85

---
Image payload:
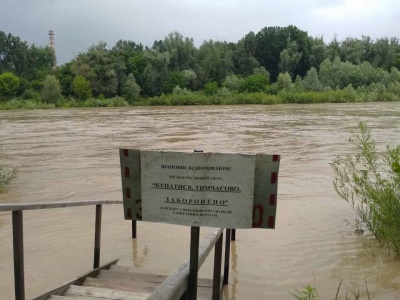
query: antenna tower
48 30 57 68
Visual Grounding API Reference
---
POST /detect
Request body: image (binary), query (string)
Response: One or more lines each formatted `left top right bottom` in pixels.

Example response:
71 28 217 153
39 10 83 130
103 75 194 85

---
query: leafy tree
173 85 192 95
124 73 141 103
197 40 233 85
0 72 20 99
253 66 270 79
71 42 118 97
302 67 323 91
276 72 293 91
25 45 55 80
241 74 269 92
127 53 147 88
370 37 397 70
0 31 28 77
319 57 352 89
164 71 187 94
223 74 243 91
57 62 74 96
143 49 170 96
326 34 341 61
72 75 92 100
203 81 219 95
162 31 197 71
41 75 62 104
294 75 304 92
232 38 260 76
182 69 197 90
254 25 311 81
340 37 364 65
308 36 326 69
278 37 303 78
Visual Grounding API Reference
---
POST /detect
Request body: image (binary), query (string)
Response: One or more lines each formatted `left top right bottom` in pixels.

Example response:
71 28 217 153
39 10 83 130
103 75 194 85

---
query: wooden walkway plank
32 260 118 300
48 295 110 300
97 269 167 283
64 285 150 300
109 265 167 274
83 277 159 293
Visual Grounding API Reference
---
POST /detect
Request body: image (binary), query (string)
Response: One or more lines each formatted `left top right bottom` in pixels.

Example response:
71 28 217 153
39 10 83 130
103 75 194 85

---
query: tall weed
331 122 400 255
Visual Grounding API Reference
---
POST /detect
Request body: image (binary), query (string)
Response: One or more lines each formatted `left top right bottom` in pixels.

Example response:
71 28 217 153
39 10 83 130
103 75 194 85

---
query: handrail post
132 220 137 239
223 228 231 285
188 226 200 300
212 231 223 300
94 204 102 269
231 229 236 241
12 210 25 300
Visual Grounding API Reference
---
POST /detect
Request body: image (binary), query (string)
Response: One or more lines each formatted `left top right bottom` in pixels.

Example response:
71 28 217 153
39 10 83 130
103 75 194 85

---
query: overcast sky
1 0 399 64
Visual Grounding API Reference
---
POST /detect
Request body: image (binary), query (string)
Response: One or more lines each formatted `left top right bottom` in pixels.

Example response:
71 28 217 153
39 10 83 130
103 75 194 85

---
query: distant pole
48 30 56 69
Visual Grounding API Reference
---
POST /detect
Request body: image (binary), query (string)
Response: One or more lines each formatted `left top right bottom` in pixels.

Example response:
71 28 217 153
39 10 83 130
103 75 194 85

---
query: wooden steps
43 263 215 300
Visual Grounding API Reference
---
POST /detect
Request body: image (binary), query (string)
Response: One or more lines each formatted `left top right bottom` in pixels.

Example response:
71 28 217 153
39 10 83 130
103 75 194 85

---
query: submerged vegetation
0 148 17 192
1 26 400 108
291 279 371 300
331 123 400 255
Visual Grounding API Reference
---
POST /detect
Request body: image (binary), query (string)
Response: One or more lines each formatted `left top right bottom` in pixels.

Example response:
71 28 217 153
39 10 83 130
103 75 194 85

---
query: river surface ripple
1 103 400 299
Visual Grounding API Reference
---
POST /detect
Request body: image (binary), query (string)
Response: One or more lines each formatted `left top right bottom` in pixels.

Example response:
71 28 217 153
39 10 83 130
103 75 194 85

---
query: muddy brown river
1 103 400 299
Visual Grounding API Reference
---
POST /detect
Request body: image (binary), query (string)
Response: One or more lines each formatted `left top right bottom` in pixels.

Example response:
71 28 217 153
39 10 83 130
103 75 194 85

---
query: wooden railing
0 200 122 300
0 200 235 300
148 228 232 300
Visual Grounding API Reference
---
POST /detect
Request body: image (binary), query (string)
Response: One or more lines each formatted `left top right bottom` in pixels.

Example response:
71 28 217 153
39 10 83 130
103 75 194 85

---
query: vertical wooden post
188 226 200 300
212 232 223 300
94 204 102 269
132 220 137 239
231 229 236 241
12 210 25 300
223 228 231 285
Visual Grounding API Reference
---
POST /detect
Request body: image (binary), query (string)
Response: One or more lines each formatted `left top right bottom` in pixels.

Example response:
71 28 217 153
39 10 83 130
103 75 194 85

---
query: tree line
1 25 400 106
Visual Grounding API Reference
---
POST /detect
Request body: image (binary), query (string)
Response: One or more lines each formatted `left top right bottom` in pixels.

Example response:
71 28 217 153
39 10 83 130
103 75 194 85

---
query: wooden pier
0 201 233 300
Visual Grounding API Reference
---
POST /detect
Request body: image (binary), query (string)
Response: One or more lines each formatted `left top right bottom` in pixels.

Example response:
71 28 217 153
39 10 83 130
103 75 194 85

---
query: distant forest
1 25 400 107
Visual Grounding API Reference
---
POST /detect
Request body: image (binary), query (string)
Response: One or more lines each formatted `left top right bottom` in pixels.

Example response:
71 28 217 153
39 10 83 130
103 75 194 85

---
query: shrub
72 75 92 100
0 99 55 110
124 73 141 104
240 74 269 93
0 148 17 192
41 75 63 104
0 72 20 99
331 122 400 255
172 85 192 96
203 82 219 96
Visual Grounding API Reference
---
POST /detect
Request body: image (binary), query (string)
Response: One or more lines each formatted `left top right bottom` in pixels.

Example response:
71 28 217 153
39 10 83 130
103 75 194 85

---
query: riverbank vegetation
0 149 17 192
332 123 400 255
1 26 400 108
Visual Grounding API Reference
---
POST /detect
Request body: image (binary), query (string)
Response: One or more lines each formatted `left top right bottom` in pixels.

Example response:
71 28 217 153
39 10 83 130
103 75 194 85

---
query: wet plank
64 285 150 300
83 277 159 293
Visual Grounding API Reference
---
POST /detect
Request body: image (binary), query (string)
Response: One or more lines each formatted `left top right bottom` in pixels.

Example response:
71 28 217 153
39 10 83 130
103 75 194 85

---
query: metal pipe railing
0 200 123 300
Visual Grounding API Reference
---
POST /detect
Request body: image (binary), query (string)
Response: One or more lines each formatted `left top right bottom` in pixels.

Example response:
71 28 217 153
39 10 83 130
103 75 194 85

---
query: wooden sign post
120 149 280 300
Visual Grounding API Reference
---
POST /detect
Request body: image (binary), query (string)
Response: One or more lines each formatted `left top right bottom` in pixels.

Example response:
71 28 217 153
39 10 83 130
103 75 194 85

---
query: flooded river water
1 103 400 299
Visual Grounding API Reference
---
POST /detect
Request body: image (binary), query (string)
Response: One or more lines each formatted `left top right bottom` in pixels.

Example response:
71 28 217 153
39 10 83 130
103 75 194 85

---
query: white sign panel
141 151 255 228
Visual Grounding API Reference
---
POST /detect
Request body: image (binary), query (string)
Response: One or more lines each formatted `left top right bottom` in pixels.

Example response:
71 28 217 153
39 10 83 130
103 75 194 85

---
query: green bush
203 82 219 96
240 74 269 93
41 75 63 104
0 99 55 110
0 72 20 99
331 122 400 255
107 96 129 107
